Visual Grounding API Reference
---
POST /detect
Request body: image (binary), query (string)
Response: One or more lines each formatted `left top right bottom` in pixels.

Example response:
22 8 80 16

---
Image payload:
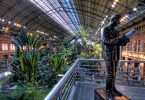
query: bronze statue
101 14 130 100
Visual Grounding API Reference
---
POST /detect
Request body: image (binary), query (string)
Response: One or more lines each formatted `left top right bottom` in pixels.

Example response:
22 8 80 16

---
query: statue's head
110 13 121 27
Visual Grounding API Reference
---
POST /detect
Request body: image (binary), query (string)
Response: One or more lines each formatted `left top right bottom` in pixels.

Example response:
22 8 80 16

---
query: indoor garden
0 27 102 100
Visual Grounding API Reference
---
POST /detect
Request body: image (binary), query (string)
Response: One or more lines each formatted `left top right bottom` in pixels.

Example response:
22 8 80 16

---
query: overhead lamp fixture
101 21 105 24
8 21 11 24
28 32 33 36
40 32 44 34
2 27 9 32
1 19 5 22
37 30 45 34
14 23 17 26
125 15 129 18
105 15 108 18
111 0 119 8
120 16 126 23
111 4 116 8
101 21 105 26
23 26 26 29
5 27 9 32
16 24 19 27
18 24 21 28
133 7 137 11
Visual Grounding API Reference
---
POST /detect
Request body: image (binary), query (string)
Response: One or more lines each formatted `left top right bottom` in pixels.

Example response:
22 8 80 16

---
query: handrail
79 58 104 61
119 60 145 63
44 58 80 100
79 58 145 63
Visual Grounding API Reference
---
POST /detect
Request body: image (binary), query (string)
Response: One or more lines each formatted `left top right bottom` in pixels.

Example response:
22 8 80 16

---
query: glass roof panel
59 0 80 31
29 0 79 35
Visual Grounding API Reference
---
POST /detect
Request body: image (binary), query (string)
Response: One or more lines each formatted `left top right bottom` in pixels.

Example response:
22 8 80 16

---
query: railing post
58 91 63 100
143 63 145 85
74 61 79 86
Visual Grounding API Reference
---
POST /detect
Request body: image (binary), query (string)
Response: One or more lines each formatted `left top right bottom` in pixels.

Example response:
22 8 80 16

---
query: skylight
59 0 80 31
29 0 79 35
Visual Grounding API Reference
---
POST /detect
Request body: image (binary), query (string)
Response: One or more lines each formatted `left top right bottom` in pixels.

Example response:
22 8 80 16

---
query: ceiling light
1 19 5 22
101 21 105 24
120 17 126 23
2 27 9 32
105 15 108 18
133 8 137 11
14 23 17 26
41 32 44 34
8 21 11 24
23 26 26 28
5 27 9 32
18 24 21 27
125 15 129 18
101 21 105 26
15 24 18 26
111 4 116 8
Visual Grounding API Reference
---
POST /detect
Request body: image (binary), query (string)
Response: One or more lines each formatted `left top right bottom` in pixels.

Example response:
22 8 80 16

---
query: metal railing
44 58 145 100
117 60 145 86
44 59 80 100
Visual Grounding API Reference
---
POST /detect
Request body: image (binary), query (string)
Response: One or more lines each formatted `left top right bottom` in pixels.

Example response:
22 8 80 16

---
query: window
2 43 8 51
10 44 15 51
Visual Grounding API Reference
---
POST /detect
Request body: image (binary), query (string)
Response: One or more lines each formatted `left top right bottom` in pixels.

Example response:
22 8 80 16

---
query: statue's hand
120 35 130 46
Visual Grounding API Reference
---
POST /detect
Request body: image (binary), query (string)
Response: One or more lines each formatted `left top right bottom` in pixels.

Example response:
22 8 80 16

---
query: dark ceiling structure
0 0 70 38
0 0 145 38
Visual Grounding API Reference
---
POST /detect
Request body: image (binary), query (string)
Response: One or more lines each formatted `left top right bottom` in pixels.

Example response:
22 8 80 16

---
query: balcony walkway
44 58 145 100
69 82 145 100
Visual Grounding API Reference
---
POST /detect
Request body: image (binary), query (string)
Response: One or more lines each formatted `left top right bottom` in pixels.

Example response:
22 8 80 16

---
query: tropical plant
48 53 68 74
10 30 45 84
36 56 56 86
76 27 102 58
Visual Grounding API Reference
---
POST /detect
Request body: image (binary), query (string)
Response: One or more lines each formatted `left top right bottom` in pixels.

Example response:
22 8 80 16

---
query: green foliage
11 30 44 84
76 27 102 58
11 30 44 51
80 43 102 58
0 60 8 72
77 27 88 40
10 30 73 87
48 54 68 74
0 87 49 100
37 58 56 86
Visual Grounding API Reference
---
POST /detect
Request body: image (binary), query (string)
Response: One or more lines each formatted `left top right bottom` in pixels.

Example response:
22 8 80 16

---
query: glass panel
29 0 79 34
